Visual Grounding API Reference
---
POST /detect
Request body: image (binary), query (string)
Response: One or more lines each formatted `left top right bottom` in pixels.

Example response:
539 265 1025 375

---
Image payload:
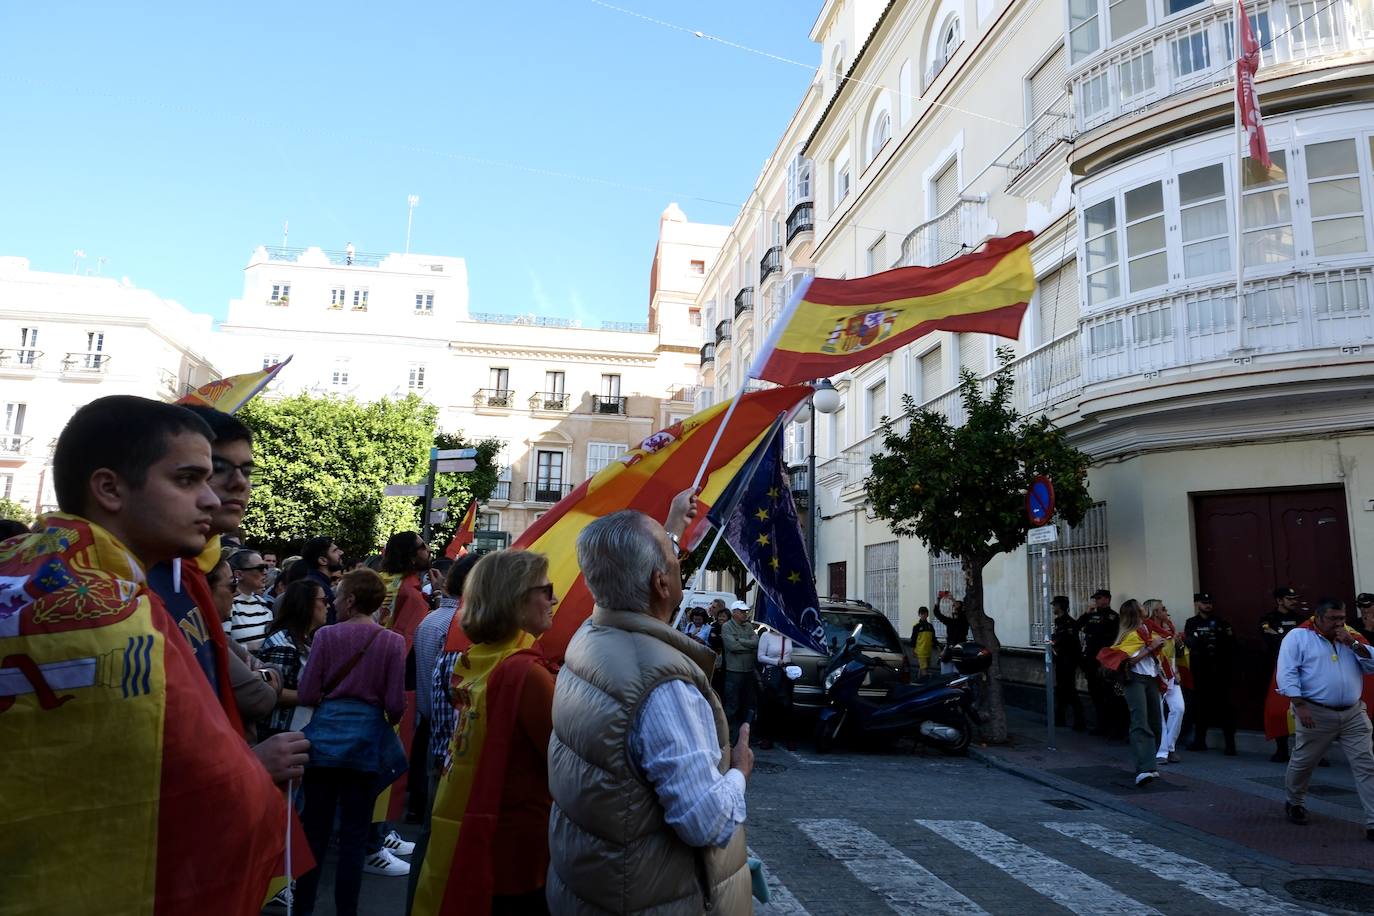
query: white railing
1080 265 1374 382
896 195 989 268
1072 0 1374 133
995 107 1077 185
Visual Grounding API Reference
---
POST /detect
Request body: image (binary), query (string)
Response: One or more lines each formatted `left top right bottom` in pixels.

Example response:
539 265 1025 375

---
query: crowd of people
0 394 757 915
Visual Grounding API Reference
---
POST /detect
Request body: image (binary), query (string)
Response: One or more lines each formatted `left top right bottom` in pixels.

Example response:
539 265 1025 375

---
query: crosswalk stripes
794 818 989 915
1045 822 1316 916
749 847 812 916
915 819 1162 916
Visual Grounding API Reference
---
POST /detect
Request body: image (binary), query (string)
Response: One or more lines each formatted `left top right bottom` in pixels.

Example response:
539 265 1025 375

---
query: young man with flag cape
0 396 289 915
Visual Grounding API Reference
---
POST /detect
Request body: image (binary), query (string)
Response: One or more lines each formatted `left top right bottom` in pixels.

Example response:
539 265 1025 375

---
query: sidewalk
971 706 1374 870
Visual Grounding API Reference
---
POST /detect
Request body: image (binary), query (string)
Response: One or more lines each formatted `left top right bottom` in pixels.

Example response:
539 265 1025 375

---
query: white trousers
1156 678 1185 757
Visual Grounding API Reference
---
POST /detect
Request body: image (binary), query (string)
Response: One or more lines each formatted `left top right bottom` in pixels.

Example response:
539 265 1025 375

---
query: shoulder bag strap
322 627 383 698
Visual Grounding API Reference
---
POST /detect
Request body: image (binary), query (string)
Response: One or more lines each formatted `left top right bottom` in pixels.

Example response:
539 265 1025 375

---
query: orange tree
864 349 1091 742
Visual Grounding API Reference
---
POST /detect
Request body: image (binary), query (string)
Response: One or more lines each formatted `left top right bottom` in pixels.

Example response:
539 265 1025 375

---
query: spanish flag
177 356 292 414
755 232 1034 386
444 500 478 559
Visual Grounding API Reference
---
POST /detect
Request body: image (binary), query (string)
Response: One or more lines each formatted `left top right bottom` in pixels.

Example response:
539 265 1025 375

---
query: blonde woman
1099 599 1167 786
1144 599 1185 766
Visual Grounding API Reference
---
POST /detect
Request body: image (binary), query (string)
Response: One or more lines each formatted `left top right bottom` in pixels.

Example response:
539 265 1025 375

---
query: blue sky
0 1 820 325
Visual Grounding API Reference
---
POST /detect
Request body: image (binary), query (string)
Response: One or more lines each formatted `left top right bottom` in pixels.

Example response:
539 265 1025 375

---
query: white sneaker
363 848 411 876
1135 772 1156 786
382 829 416 857
1155 756 1169 767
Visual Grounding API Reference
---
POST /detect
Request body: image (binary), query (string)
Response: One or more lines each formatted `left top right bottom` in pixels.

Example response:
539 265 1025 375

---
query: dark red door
827 562 847 601
1194 487 1355 728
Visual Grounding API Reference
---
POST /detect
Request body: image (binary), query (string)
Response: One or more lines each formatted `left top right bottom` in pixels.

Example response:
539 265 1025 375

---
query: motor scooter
814 626 990 755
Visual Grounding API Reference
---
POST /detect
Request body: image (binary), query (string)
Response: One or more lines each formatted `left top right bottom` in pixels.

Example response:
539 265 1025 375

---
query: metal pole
1042 544 1056 750
808 411 817 571
672 523 730 630
1233 0 1248 353
420 448 438 543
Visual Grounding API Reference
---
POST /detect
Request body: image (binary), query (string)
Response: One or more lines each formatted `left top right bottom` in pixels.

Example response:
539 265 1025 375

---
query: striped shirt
226 593 275 650
630 679 747 848
413 601 456 722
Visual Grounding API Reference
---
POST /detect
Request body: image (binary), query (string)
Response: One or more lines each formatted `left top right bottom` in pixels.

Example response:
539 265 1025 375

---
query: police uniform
1077 591 1125 738
1260 586 1308 761
1050 608 1086 730
1184 593 1236 753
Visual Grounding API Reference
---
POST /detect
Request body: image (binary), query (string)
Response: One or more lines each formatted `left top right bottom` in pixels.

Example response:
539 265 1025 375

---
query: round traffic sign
1026 475 1055 527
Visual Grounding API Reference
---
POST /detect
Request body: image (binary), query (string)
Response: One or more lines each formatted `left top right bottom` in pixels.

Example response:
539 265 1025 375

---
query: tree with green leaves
0 497 33 526
865 348 1092 743
681 530 751 599
237 393 497 559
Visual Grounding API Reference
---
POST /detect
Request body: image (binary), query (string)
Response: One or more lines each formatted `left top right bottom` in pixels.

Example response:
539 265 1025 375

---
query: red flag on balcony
1236 0 1273 170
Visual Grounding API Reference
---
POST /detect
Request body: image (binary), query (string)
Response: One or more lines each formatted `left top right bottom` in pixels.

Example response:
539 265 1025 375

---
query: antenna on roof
405 195 420 255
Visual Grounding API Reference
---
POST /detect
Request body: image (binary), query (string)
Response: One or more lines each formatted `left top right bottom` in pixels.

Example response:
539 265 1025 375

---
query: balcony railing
593 395 627 415
786 202 815 244
787 463 811 510
1080 266 1374 384
0 434 32 456
734 287 754 320
0 348 42 368
994 107 1076 186
530 391 570 412
474 388 515 408
700 342 716 366
524 481 573 503
897 196 988 268
469 312 648 333
1072 0 1374 133
715 319 733 347
490 480 511 501
62 351 110 373
760 247 783 284
667 384 701 402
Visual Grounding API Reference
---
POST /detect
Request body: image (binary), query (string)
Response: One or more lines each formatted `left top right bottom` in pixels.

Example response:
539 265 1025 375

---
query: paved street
307 730 1374 915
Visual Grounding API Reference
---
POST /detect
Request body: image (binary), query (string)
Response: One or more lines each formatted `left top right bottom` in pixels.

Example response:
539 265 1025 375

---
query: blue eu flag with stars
706 417 826 654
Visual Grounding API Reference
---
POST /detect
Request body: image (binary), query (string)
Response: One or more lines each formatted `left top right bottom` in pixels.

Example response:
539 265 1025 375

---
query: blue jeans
297 766 376 916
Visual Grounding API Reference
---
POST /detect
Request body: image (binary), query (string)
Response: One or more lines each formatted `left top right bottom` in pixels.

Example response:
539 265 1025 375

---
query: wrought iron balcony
787 463 811 510
593 395 627 415
734 287 754 320
474 388 515 408
700 342 716 366
524 481 573 503
0 348 42 369
760 247 782 284
0 434 32 456
62 351 111 373
786 202 814 244
530 391 570 412
490 480 511 501
714 319 732 347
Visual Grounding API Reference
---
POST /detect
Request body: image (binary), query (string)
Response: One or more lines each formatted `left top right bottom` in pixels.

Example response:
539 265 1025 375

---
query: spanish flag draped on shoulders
1098 623 1173 688
1264 618 1374 739
0 516 286 915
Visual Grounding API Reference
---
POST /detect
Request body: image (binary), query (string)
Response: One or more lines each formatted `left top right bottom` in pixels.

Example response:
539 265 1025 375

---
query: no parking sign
1026 475 1055 527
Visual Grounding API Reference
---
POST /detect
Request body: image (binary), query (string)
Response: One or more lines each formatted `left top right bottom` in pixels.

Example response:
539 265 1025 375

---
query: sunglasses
527 583 556 601
237 564 270 573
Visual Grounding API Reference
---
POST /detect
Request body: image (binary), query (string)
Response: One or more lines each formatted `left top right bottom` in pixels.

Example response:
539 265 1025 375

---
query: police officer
1260 586 1308 762
1078 588 1125 739
1184 592 1236 755
1354 592 1374 643
1050 596 1087 731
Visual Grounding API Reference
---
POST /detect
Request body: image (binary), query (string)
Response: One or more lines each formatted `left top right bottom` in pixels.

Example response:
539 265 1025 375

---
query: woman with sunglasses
413 549 557 916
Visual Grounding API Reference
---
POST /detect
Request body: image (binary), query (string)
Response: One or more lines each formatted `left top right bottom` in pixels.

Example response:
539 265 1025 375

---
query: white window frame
866 235 887 276
270 282 290 304
415 291 434 314
330 286 346 309
864 373 889 432
262 353 281 370
585 441 628 479
408 364 426 389
352 288 369 310
832 143 852 212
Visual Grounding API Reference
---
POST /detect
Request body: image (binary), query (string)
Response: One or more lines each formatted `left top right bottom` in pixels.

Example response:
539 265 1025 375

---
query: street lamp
802 378 841 577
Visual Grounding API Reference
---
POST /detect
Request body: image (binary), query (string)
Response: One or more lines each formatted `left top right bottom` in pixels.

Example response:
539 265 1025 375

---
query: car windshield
820 611 902 654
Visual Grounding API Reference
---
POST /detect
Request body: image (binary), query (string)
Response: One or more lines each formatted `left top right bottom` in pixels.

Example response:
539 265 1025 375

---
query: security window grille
586 442 627 478
408 365 426 389
1026 502 1109 644
415 292 435 313
864 541 900 626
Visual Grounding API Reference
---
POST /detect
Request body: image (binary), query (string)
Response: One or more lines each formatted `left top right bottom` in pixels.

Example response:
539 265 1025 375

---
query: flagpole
1233 0 1248 353
673 523 731 630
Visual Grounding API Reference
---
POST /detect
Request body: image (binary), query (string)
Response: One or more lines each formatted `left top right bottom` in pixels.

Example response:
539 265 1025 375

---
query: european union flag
707 417 826 653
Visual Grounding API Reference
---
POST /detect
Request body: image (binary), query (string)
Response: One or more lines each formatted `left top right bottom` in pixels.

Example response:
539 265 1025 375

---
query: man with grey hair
547 490 754 914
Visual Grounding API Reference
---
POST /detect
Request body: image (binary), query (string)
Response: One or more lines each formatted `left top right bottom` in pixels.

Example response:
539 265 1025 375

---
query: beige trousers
1285 701 1374 828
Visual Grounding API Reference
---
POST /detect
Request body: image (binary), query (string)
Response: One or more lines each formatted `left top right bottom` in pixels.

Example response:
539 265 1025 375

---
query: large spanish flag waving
755 232 1034 386
177 356 292 414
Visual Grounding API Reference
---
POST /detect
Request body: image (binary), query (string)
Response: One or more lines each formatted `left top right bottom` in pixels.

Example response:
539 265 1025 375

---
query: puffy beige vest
547 606 752 915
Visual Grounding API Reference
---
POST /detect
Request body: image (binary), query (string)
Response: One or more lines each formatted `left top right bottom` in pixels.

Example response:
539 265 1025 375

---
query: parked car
790 600 911 710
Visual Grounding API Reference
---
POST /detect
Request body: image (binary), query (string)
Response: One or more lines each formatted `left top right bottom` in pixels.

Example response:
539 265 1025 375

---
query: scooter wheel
938 719 972 756
814 717 839 754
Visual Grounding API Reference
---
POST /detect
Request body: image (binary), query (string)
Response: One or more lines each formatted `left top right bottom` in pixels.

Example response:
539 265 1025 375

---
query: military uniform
1078 591 1125 738
1184 594 1236 753
1260 586 1308 761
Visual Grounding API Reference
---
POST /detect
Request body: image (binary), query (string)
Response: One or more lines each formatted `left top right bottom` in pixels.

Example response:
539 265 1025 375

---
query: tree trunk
961 556 1008 744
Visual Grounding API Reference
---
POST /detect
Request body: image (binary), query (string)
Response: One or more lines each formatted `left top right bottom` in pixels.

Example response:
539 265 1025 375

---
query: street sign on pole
434 447 477 460
1027 525 1060 545
428 510 448 524
430 496 450 510
383 483 425 497
436 458 477 474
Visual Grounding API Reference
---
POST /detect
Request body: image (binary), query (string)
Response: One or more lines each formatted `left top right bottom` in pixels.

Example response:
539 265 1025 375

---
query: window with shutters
933 161 958 215
408 364 426 389
1037 260 1081 344
959 332 987 378
864 541 900 626
866 235 886 275
1026 45 1067 123
865 379 887 431
919 346 944 402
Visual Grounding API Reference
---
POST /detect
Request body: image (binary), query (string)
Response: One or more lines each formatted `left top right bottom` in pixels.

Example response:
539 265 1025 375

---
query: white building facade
696 0 1374 726
0 257 219 514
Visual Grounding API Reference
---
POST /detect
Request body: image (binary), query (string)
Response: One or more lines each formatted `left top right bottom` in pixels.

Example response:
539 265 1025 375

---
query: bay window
1306 139 1367 257
1179 163 1230 278
1242 150 1293 265
1124 181 1167 293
